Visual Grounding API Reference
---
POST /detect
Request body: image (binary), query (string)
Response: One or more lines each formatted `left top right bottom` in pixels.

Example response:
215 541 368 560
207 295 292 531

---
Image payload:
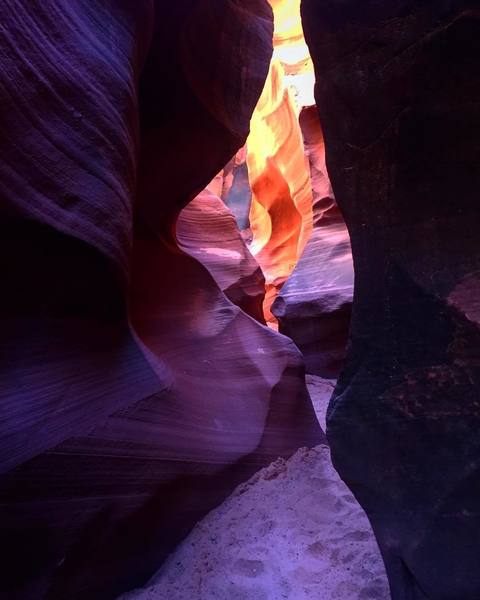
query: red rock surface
246 59 313 325
0 2 322 598
243 0 320 326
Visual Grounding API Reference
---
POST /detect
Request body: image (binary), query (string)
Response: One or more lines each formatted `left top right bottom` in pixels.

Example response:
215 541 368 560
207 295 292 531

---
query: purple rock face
302 1 480 598
0 2 322 598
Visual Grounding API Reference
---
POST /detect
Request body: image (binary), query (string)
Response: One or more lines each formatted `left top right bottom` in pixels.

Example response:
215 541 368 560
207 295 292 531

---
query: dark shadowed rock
303 1 480 598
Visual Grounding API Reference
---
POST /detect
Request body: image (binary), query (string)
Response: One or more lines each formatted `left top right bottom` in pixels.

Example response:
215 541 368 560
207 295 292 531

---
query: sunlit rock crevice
272 106 354 378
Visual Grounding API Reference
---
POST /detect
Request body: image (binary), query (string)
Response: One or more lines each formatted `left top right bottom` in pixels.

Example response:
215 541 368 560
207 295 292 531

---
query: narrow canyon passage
177 0 354 377
0 1 478 600
121 2 387 599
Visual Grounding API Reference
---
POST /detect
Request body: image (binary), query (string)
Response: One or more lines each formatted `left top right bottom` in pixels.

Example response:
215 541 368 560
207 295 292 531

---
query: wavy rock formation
245 0 317 326
303 1 480 598
272 106 353 378
0 1 322 598
247 59 313 325
177 188 266 322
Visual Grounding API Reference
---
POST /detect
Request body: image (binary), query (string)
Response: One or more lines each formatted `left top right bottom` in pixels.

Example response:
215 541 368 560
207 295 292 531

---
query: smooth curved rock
0 0 156 476
177 188 266 322
244 0 317 326
272 106 353 378
303 1 480 598
247 58 313 324
0 1 323 598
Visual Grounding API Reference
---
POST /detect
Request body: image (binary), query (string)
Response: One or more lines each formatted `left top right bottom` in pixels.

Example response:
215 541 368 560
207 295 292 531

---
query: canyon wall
272 106 353 378
0 1 322 598
247 59 313 324
303 1 480 598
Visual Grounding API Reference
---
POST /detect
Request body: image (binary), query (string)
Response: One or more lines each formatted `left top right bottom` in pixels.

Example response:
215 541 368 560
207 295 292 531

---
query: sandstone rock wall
272 106 353 378
247 59 313 324
0 2 322 598
303 1 480 597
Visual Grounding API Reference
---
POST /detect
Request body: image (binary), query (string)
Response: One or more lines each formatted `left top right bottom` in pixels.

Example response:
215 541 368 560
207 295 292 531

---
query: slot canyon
0 1 478 600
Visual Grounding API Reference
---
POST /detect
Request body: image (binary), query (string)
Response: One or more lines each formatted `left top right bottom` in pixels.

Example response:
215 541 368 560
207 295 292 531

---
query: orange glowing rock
244 0 316 325
246 58 313 324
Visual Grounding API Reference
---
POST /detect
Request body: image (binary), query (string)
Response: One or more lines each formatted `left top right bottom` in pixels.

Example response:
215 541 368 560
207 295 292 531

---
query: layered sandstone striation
177 188 266 322
303 1 480 598
0 2 322 599
272 106 353 378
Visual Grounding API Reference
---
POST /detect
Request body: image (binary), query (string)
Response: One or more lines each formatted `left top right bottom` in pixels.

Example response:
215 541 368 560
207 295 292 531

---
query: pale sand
305 374 336 432
119 377 390 600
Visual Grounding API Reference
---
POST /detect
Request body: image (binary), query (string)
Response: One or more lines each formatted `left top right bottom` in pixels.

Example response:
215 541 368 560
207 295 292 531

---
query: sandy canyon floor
120 376 390 600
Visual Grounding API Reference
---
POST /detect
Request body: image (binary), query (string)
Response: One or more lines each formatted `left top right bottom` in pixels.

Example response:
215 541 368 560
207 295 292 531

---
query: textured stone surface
177 188 265 322
0 2 322 598
303 1 480 598
0 0 156 476
272 106 353 377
